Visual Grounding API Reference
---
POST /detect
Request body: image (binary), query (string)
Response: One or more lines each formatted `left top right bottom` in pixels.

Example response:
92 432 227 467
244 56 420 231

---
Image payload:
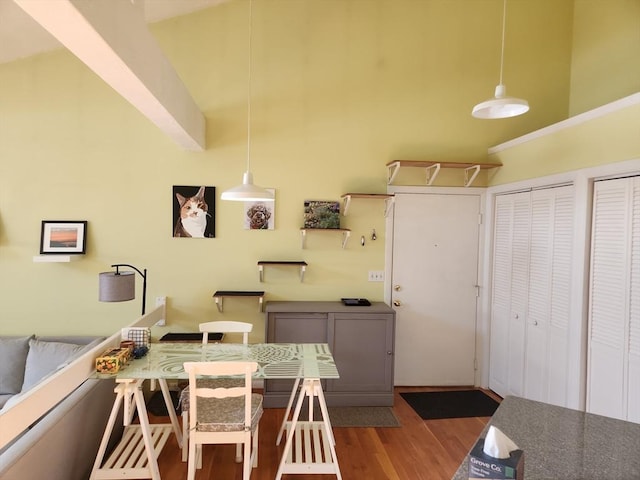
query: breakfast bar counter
452 396 640 480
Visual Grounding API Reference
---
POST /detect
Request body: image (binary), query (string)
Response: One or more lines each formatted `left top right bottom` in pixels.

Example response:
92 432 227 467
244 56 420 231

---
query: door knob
393 300 401 307
394 285 401 291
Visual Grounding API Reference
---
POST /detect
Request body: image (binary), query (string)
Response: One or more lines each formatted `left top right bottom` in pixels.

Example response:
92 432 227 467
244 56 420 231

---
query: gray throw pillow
0 336 34 394
21 339 85 391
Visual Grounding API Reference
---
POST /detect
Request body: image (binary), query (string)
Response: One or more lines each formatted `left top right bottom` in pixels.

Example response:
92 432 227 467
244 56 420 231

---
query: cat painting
173 186 215 238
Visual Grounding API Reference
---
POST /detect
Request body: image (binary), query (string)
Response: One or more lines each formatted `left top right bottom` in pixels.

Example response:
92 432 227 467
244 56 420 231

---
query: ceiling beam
13 0 206 151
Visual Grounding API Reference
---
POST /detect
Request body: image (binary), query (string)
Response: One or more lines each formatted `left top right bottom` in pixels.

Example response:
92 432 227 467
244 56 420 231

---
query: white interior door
391 193 480 386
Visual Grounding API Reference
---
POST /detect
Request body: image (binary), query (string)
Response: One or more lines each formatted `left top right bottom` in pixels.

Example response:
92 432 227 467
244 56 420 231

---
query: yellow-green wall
569 0 640 116
0 0 634 338
489 0 640 185
489 99 640 185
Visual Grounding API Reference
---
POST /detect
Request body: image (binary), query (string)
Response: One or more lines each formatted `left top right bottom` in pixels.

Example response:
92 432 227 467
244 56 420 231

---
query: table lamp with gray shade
99 264 147 315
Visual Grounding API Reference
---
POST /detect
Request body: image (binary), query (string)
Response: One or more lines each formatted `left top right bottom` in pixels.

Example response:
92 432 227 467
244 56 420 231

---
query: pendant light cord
499 0 506 85
246 0 253 174
471 0 529 118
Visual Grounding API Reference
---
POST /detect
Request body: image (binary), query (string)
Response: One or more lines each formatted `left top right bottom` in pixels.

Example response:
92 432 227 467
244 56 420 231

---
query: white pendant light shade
221 171 274 201
472 84 529 119
472 0 529 119
221 0 273 202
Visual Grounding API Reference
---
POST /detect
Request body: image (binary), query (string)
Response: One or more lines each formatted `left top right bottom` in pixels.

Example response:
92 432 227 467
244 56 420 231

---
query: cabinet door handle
387 351 393 355
394 285 401 291
393 300 401 307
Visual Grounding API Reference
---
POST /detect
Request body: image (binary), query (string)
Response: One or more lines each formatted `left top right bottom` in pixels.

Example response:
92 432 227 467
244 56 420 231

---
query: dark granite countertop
452 396 640 480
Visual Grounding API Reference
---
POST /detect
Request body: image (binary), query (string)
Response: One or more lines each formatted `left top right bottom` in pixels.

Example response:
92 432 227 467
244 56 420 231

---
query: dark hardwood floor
154 387 501 480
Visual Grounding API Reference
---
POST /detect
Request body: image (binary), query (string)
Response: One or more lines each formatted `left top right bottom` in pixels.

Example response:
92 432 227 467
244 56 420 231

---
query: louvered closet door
588 177 640 423
489 191 530 397
524 187 573 406
489 186 574 405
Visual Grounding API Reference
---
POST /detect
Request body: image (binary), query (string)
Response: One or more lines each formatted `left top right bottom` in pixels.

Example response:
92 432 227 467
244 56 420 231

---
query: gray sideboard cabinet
264 301 396 407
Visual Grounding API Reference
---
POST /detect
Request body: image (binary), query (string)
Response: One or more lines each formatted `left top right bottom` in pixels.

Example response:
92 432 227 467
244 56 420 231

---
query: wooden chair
180 321 253 462
183 361 263 480
199 320 252 345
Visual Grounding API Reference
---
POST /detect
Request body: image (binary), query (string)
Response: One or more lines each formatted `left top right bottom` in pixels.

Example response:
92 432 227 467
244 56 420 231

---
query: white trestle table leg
275 378 342 480
158 378 183 449
276 376 301 445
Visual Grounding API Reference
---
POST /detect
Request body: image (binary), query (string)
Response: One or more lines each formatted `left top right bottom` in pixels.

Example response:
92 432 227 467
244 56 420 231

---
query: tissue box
95 347 129 374
468 439 524 480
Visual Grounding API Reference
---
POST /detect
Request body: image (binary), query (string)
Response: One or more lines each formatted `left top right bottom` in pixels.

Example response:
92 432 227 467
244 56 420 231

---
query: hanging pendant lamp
221 0 274 202
472 0 529 119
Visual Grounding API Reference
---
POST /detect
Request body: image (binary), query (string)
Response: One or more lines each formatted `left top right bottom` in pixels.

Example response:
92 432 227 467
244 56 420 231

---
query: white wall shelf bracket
464 165 482 187
425 163 441 185
386 160 502 186
384 197 395 217
340 193 395 217
258 261 307 283
342 195 352 216
300 265 306 282
300 229 351 249
387 161 402 185
214 296 223 312
341 230 350 249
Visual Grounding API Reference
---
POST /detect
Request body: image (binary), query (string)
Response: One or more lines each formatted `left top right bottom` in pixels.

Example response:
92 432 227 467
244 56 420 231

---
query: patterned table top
108 342 339 380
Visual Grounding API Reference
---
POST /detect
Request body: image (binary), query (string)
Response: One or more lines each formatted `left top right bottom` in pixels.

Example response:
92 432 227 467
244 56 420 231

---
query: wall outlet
155 296 166 326
368 270 384 282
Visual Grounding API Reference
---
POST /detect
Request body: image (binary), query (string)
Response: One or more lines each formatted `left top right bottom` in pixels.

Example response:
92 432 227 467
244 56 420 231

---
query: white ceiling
0 0 227 65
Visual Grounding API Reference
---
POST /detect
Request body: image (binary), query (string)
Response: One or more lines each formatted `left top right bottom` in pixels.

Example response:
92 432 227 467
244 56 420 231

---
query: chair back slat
195 386 246 399
199 321 253 345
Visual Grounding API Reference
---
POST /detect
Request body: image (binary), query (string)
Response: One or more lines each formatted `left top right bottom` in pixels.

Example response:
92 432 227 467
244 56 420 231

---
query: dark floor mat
400 389 499 420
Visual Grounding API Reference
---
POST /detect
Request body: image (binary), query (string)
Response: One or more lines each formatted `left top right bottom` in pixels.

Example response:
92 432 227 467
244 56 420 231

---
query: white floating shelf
33 255 82 263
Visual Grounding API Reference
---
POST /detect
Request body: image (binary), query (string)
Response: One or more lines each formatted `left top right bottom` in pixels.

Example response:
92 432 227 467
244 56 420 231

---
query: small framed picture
40 221 87 254
244 189 275 230
173 185 216 238
303 200 341 229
